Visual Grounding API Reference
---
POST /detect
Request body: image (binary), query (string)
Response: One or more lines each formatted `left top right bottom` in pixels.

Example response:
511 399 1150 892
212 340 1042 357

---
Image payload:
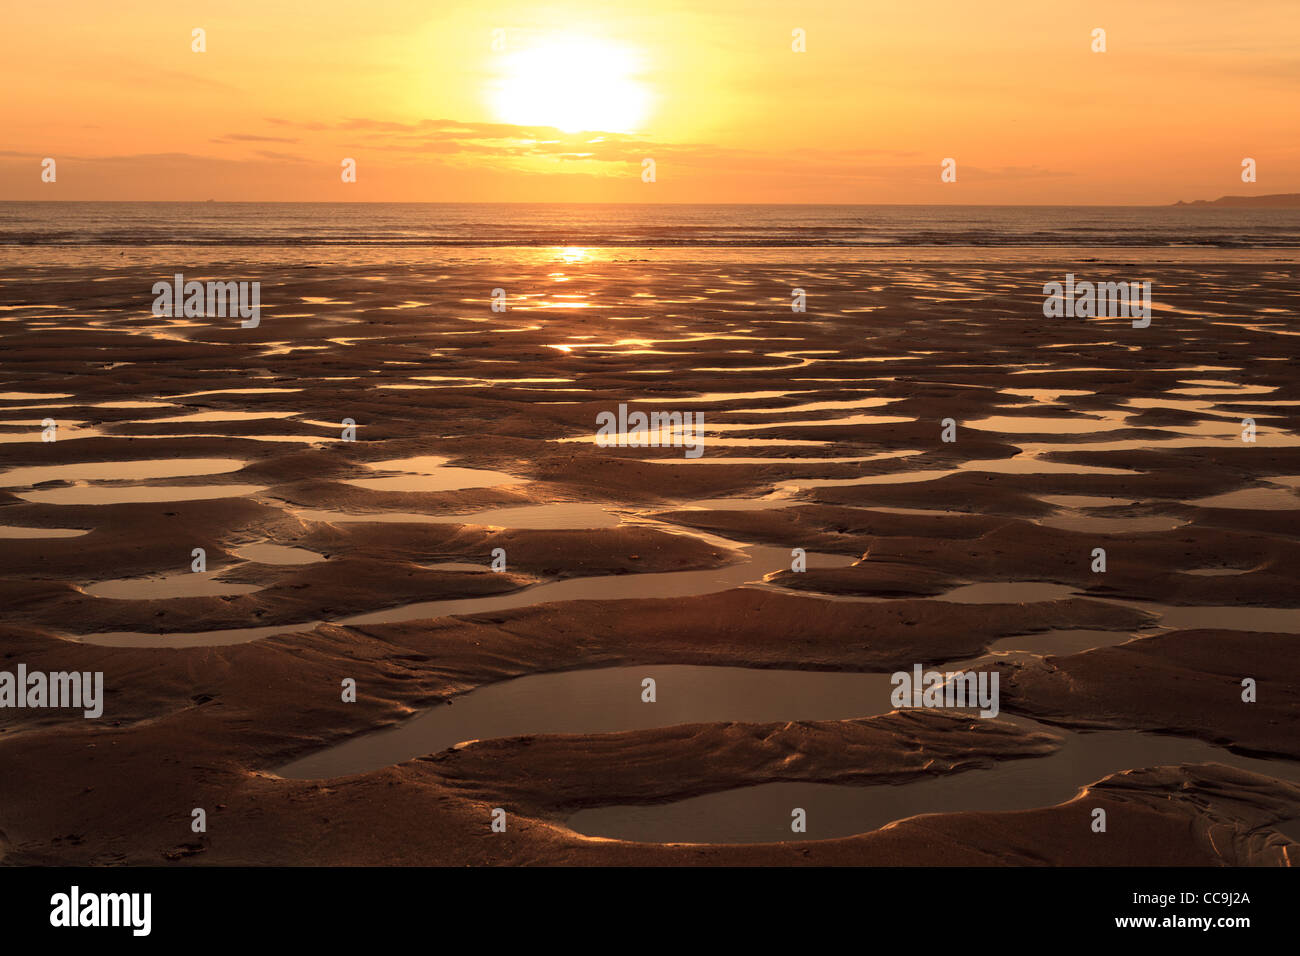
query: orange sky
2 0 1298 203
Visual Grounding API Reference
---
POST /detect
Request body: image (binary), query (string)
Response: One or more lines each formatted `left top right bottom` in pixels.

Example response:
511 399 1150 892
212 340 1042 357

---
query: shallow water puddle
1129 603 1300 633
669 494 795 513
0 458 245 487
984 628 1142 657
967 415 1120 435
84 571 261 600
634 390 804 403
1190 486 1299 510
1170 382 1278 396
802 468 957 486
649 450 918 467
123 433 334 445
93 400 176 409
277 665 900 780
293 501 624 529
77 542 853 647
961 455 1140 476
1123 396 1271 417
0 423 106 443
565 720 1300 844
937 582 1080 604
174 388 304 397
664 436 834 448
698 397 902 416
18 483 267 505
1038 513 1187 533
147 411 299 424
335 543 852 629
232 542 325 564
938 584 1296 633
0 525 89 538
275 624 1152 781
1158 422 1300 445
1037 495 1136 509
342 456 525 493
1000 388 1095 402
695 413 916 432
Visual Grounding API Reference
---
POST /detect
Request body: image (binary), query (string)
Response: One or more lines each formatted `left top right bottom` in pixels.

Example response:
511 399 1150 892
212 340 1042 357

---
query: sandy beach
0 256 1296 865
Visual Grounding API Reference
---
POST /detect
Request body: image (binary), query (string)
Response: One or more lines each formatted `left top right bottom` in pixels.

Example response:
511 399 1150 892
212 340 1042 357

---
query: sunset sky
2 0 1298 203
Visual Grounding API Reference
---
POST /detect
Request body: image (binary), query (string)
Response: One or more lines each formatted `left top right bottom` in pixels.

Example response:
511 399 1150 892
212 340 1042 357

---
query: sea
4 202 1300 268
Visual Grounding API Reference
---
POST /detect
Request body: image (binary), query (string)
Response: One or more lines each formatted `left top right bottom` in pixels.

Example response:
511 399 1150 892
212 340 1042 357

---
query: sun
490 35 651 134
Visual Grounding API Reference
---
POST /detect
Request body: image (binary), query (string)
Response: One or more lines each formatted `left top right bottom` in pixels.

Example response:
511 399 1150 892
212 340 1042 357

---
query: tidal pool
277 664 900 780
566 719 1300 844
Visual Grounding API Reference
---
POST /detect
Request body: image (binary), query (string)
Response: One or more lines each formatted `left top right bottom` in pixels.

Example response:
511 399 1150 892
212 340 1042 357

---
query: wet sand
0 257 1297 865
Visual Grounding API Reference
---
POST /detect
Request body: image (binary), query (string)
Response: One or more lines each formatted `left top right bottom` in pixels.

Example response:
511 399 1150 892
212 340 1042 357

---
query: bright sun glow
491 36 651 134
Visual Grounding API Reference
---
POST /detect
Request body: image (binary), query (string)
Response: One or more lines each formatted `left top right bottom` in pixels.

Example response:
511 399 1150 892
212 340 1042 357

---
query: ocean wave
4 203 1300 248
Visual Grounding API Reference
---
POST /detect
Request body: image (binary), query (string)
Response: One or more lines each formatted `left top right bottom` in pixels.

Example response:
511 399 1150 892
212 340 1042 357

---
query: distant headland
1173 193 1300 208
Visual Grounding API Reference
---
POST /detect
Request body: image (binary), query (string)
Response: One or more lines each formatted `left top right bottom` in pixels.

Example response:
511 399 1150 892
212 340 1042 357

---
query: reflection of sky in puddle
566 718 1300 845
1173 379 1276 394
709 397 899 415
999 388 1095 402
277 664 899 780
1155 424 1300 444
1105 599 1300 633
115 433 334 444
967 457 1135 477
1033 492 1186 532
657 450 920 468
85 571 261 600
146 410 299 424
294 501 622 530
937 582 1079 604
1038 495 1135 508
1039 514 1186 533
557 413 914 450
342 455 525 494
174 387 304 397
19 483 266 505
78 510 854 647
0 423 105 443
634 390 805 403
1190 485 1299 510
232 542 325 565
986 628 1139 656
0 525 88 538
94 400 176 409
0 458 245 487
557 433 830 447
967 414 1120 434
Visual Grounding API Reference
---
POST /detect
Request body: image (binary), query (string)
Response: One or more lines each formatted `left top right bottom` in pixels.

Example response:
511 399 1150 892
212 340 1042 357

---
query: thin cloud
212 134 302 145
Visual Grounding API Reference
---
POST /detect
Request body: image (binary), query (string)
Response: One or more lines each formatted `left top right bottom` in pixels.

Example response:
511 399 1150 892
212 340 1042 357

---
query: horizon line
0 199 1274 207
